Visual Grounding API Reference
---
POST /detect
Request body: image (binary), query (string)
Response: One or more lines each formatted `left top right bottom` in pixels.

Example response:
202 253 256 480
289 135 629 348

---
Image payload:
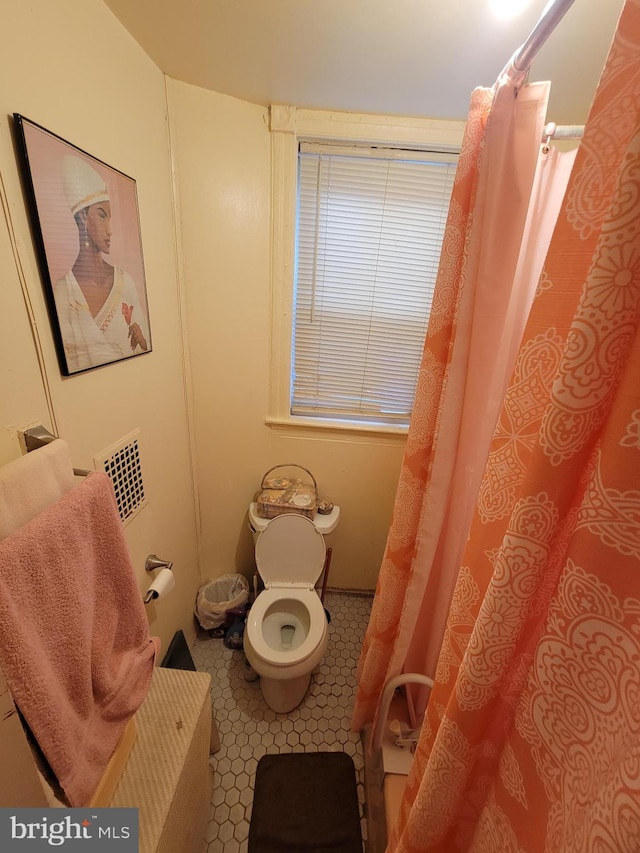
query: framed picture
13 114 152 375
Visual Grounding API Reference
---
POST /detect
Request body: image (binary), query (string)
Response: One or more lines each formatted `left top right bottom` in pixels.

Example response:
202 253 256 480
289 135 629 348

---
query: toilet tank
247 502 340 545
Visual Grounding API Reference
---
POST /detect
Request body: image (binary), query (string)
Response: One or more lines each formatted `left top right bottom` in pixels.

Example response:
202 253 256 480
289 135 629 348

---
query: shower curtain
352 76 574 731
387 0 640 849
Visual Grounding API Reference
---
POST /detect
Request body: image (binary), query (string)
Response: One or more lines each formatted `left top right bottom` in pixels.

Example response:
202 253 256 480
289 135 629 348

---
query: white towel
0 439 77 540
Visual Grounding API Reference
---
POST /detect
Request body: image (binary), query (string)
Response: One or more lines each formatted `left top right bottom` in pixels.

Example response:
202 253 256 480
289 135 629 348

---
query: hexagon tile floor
190 590 374 853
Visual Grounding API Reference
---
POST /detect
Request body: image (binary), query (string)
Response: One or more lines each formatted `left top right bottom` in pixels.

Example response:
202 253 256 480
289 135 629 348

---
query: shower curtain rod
543 121 584 140
500 0 577 84
498 0 584 140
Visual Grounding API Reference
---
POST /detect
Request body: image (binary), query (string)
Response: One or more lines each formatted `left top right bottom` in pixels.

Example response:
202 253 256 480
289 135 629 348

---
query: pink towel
0 471 157 806
0 439 77 540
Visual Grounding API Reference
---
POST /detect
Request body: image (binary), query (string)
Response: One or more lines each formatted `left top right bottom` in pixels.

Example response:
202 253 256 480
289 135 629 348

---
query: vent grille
94 429 146 524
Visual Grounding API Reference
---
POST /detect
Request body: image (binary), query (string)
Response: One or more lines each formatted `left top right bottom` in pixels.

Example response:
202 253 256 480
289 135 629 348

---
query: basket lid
255 514 326 586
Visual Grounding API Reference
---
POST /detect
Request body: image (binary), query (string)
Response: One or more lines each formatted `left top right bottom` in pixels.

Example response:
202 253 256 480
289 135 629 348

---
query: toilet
243 513 331 713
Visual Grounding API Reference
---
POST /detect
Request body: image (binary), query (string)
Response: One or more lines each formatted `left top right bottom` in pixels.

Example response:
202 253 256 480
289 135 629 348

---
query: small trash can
195 573 249 631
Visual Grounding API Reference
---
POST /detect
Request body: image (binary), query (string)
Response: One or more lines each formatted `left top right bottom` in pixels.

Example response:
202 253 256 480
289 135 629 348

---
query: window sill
265 415 409 439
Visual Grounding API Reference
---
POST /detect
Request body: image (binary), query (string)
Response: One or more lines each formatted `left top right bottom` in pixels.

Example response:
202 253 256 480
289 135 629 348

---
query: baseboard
325 587 375 597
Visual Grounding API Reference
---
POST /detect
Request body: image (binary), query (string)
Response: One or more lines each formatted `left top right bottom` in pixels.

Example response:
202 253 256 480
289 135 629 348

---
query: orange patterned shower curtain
384 0 640 849
353 64 571 731
351 86 498 732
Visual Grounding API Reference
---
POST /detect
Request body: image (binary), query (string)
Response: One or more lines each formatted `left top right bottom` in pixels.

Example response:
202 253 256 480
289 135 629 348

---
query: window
293 143 457 426
268 106 464 435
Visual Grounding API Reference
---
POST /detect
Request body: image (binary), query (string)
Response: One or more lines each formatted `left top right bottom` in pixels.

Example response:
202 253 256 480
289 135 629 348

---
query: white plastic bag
195 573 250 630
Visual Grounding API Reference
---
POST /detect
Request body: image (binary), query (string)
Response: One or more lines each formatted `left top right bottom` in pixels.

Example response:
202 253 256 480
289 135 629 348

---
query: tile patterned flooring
191 590 374 853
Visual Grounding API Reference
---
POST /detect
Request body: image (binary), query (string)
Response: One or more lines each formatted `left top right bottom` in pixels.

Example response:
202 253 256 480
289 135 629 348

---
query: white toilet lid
255 513 326 586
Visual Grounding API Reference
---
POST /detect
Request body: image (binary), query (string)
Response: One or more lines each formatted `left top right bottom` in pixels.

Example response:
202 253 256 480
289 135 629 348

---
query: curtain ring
542 121 555 155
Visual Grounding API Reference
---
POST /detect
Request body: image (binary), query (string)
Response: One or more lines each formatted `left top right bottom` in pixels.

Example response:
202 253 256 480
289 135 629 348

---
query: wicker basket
255 464 318 520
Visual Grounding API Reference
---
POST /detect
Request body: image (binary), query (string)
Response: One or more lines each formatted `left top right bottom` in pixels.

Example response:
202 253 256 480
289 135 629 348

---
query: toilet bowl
243 514 329 713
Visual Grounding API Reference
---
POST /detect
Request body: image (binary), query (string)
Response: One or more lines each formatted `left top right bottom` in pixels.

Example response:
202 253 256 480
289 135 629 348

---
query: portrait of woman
13 115 152 375
54 156 150 373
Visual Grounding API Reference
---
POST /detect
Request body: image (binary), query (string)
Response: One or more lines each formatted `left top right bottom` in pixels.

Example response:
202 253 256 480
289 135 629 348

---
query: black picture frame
13 114 152 375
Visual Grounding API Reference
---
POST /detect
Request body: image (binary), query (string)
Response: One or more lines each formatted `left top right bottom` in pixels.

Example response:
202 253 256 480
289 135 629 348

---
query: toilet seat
247 514 328 668
255 513 326 587
245 586 327 668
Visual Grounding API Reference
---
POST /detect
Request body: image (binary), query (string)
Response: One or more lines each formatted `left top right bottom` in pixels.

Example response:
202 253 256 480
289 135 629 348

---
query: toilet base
260 672 311 714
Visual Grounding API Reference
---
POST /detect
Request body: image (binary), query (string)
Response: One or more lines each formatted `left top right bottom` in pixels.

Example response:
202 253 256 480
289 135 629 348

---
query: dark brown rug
248 752 363 852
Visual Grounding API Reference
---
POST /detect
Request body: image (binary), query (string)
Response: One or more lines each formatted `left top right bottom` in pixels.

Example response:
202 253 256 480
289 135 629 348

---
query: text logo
0 809 138 850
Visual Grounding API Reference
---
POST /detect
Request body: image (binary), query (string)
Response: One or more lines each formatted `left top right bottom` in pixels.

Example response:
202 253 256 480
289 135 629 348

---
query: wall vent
94 429 147 524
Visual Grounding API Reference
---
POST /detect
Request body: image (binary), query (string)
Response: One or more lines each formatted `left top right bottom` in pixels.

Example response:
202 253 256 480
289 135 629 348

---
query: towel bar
22 425 91 477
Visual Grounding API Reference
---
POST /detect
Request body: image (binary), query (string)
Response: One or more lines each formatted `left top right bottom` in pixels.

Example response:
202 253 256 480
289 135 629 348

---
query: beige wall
1 3 404 659
0 0 201 652
0 0 404 809
168 80 406 592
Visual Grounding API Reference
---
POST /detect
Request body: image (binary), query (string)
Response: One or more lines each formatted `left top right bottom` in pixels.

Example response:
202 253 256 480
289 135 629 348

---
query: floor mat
248 751 363 852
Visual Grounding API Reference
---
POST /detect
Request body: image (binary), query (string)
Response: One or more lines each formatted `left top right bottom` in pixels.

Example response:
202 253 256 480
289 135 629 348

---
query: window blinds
292 142 458 425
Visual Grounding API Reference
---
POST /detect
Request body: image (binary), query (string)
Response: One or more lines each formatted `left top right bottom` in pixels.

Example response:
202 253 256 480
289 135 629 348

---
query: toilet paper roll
146 568 175 602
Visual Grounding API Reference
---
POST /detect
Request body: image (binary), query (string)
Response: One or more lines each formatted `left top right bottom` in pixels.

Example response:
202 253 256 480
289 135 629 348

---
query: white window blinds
292 142 458 426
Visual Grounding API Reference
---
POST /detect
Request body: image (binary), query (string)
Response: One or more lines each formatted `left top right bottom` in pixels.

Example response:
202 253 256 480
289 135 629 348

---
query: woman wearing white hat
53 156 150 373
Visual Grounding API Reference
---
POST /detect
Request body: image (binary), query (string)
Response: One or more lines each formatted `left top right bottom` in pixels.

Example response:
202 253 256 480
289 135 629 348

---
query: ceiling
102 0 624 125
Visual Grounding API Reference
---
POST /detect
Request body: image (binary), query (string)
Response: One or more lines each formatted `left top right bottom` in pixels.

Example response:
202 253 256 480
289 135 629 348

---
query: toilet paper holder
144 554 174 604
145 554 173 573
